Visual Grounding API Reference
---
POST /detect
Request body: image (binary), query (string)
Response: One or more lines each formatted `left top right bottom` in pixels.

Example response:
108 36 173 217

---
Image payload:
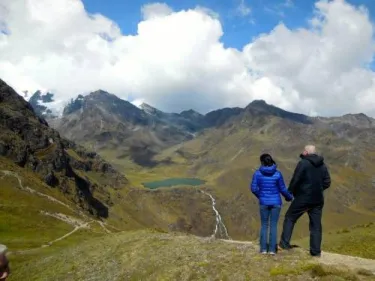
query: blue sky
82 0 375 49
2 0 375 116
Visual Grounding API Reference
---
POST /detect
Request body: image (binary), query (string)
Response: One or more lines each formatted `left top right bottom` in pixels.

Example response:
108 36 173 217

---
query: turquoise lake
142 178 206 189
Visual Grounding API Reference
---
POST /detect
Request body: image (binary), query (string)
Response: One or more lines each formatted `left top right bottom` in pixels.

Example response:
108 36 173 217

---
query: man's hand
0 270 8 279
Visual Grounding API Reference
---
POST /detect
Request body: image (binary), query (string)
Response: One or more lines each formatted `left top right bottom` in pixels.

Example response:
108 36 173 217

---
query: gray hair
0 244 7 255
304 145 316 154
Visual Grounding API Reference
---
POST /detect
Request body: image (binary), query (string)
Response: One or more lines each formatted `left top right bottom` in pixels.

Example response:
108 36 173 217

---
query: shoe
260 251 267 255
278 244 291 251
269 252 276 256
311 254 321 258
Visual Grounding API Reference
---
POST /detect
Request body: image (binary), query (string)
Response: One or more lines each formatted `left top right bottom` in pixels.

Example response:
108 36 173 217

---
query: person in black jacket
279 145 331 257
0 245 9 281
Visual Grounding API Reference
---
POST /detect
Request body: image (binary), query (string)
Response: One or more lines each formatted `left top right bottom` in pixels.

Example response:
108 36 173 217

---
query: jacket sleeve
250 172 260 198
322 164 331 190
277 172 293 201
288 161 305 196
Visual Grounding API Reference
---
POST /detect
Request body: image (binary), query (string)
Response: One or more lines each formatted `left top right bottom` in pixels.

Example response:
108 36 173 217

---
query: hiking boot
277 244 291 251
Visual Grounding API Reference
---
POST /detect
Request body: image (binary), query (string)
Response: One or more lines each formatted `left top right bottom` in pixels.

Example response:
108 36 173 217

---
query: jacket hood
300 154 324 167
259 164 277 175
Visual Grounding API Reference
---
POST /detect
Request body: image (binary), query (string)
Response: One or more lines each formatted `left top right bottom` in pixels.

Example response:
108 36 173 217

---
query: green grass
270 263 316 276
0 175 75 250
34 143 57 159
270 263 360 280
65 148 84 162
297 222 375 259
8 230 370 281
322 223 375 259
0 158 109 252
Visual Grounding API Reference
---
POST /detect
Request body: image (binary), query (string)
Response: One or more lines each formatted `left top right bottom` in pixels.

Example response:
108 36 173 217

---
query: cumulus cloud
141 3 173 20
0 0 375 116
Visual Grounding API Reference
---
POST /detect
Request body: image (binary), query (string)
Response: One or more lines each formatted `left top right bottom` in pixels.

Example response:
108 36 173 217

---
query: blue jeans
259 205 281 252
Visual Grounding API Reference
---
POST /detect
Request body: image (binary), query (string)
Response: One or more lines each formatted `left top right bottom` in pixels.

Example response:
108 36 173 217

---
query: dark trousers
279 199 323 256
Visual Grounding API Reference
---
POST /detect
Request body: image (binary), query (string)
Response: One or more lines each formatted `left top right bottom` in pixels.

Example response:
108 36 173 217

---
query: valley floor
7 230 375 281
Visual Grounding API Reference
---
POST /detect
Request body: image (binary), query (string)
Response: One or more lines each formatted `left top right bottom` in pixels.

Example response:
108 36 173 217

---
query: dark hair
260 153 276 167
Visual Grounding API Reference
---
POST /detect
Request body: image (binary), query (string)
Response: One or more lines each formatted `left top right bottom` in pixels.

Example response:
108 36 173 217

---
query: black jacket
288 154 331 204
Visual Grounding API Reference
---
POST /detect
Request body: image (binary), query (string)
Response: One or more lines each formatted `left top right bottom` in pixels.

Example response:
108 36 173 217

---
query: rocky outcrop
0 78 128 218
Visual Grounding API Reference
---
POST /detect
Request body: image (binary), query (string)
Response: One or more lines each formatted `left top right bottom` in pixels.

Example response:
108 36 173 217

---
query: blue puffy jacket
250 164 293 206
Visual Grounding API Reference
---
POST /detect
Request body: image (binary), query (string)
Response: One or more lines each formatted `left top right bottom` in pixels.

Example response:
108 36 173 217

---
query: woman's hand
285 196 293 202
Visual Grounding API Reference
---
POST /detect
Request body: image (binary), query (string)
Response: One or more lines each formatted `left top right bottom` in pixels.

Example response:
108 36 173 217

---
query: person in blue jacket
250 153 293 255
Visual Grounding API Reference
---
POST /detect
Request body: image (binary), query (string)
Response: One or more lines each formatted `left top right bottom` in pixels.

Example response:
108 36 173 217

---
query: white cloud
0 0 375 117
141 3 173 20
284 0 294 8
244 0 375 115
237 0 251 17
195 6 220 20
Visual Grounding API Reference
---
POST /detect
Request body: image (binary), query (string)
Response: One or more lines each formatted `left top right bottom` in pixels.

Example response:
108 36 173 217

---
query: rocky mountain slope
47 90 201 167
0 79 130 217
26 90 244 167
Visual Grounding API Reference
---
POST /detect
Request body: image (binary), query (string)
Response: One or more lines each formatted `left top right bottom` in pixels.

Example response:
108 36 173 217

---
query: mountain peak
140 102 156 111
91 89 108 94
140 103 164 116
246 99 312 124
250 99 267 106
180 109 203 119
89 89 114 98
343 113 370 119
246 99 274 112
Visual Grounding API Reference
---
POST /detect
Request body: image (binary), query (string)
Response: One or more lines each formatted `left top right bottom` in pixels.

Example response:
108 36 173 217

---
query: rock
44 171 58 187
0 143 8 156
15 148 28 167
27 155 39 171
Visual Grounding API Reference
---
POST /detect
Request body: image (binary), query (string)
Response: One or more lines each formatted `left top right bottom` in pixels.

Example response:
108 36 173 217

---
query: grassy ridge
298 222 375 260
9 230 372 281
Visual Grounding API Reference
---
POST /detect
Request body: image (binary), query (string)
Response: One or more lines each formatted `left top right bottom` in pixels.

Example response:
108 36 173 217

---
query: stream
200 190 230 240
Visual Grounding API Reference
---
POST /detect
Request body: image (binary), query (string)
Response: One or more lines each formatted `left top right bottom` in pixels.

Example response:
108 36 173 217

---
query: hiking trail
1 170 118 250
220 239 375 274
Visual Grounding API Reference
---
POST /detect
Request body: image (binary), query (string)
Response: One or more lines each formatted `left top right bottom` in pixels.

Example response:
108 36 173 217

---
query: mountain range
2 79 375 280
27 89 243 167
21 87 375 239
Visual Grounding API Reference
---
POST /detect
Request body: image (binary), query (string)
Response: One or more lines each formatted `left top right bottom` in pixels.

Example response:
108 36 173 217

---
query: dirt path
1 170 118 231
319 251 375 274
44 222 91 247
1 170 72 210
220 239 375 274
230 148 244 161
